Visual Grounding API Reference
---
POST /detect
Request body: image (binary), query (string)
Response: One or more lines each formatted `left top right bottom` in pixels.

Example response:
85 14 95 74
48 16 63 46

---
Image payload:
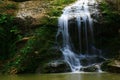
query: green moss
52 0 75 5
100 2 120 24
0 14 21 60
4 3 18 10
2 25 59 74
12 0 29 2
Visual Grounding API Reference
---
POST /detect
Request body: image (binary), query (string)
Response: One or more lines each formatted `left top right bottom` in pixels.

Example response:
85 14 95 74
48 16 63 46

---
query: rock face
16 1 49 19
101 60 120 73
43 60 71 73
15 0 51 29
13 0 51 33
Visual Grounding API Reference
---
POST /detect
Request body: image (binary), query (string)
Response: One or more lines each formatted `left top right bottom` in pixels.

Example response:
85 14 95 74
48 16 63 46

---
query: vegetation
0 14 20 60
0 1 18 15
0 0 76 74
100 2 120 23
0 0 119 74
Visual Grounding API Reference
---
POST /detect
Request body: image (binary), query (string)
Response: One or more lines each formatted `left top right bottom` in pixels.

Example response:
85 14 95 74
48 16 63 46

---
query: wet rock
101 60 120 73
80 64 100 72
43 60 71 73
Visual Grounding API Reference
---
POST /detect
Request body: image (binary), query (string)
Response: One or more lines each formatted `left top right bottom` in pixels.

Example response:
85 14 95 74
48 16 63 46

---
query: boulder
43 60 71 73
101 60 120 73
80 64 100 72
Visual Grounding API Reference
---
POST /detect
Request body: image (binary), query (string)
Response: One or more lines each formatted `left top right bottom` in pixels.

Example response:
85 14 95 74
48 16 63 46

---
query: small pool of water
0 72 120 80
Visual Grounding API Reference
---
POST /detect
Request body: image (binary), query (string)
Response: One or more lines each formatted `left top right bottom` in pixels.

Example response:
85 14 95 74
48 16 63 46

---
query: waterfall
56 0 104 72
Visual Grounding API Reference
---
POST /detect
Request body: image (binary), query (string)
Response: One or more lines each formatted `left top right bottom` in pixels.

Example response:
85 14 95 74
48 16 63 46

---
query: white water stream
56 0 104 72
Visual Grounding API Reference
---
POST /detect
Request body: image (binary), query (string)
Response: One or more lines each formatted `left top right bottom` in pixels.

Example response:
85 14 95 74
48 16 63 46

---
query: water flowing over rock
56 0 105 72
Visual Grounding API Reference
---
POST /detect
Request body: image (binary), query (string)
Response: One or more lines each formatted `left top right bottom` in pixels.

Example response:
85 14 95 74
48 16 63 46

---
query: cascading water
56 0 105 72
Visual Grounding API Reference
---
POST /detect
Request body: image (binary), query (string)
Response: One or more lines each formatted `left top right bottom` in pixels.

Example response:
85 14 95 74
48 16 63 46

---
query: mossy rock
101 60 120 73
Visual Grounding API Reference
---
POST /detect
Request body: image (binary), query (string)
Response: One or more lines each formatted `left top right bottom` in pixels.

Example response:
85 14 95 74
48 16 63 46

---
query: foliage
4 3 17 10
48 0 75 16
12 0 29 2
1 0 76 74
52 0 75 6
100 2 120 24
0 14 21 60
2 25 60 74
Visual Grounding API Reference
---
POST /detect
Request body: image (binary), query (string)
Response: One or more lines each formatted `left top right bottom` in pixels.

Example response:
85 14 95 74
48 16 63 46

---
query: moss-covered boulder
101 60 120 73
